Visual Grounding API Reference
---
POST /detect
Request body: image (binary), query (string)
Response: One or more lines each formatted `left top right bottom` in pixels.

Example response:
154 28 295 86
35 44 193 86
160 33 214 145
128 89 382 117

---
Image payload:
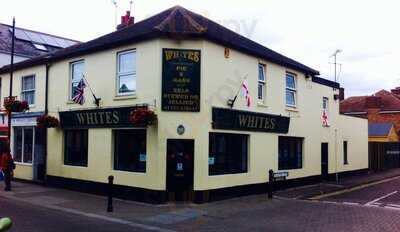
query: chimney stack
339 87 345 101
117 11 134 30
391 87 400 96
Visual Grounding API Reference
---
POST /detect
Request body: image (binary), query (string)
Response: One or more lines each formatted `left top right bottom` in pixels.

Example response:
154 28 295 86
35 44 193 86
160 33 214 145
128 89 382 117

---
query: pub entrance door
166 139 194 201
321 143 329 181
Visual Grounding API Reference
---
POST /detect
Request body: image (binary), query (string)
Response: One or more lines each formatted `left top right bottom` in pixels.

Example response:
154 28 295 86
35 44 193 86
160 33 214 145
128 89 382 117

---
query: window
113 129 146 172
209 133 248 175
278 136 303 170
32 43 47 51
13 127 34 164
285 73 297 107
117 50 136 95
21 75 35 105
70 61 85 99
258 63 266 101
343 141 348 165
64 130 88 167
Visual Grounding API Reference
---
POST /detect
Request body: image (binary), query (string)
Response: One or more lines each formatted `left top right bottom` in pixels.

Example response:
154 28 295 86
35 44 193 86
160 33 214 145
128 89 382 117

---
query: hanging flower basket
37 115 60 128
3 97 29 112
129 108 157 126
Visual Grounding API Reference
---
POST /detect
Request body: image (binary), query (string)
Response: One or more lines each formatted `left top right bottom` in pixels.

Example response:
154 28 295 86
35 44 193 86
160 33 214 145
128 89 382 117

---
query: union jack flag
72 79 87 105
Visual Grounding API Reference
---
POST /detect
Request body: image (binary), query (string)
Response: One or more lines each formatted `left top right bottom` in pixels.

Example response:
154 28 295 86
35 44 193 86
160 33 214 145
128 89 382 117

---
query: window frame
323 97 329 112
21 74 36 106
258 63 266 102
63 129 88 167
285 72 297 107
208 132 249 176
278 136 303 170
69 60 85 100
116 49 137 96
343 141 348 165
13 126 35 165
113 129 147 173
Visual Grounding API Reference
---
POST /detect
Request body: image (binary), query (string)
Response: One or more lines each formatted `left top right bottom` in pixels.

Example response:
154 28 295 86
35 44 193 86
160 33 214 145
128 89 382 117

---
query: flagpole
228 74 248 108
82 75 100 107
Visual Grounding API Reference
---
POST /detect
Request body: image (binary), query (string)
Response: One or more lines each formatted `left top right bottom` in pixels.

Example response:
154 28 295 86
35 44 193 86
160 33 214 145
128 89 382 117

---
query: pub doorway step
167 189 195 202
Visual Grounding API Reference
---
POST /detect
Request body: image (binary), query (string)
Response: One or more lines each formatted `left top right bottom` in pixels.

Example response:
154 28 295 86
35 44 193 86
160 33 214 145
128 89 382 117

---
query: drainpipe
43 63 51 184
335 128 339 183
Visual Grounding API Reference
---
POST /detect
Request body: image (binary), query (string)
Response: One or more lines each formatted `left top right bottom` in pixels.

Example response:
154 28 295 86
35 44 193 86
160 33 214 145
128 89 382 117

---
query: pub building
0 6 368 203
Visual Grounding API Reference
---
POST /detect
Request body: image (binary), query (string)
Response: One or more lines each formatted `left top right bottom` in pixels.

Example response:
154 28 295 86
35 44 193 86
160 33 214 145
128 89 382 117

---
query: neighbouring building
0 23 79 176
0 6 368 203
0 23 79 67
341 89 400 142
368 123 399 142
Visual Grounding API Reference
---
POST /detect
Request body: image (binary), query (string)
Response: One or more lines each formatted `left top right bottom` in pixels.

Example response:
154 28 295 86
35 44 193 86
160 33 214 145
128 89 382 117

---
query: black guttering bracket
311 76 340 89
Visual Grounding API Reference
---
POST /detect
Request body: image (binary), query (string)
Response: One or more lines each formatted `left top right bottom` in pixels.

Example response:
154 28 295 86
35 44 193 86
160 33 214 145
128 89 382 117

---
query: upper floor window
21 75 35 105
70 61 85 99
117 50 136 95
258 63 266 102
285 72 297 107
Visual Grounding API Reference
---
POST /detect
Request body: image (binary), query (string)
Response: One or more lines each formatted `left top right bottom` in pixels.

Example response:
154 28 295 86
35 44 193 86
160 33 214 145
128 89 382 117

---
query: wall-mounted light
224 48 230 58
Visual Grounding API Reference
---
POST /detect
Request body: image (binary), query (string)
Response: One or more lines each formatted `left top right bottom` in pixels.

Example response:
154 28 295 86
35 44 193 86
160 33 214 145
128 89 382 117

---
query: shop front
11 112 46 182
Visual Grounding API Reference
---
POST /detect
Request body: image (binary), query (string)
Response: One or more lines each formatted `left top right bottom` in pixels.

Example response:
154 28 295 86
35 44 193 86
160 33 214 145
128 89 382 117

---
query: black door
321 143 329 181
166 139 194 201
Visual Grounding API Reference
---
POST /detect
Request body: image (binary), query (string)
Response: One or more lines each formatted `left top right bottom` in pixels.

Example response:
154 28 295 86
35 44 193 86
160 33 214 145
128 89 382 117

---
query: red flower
37 115 60 128
129 108 157 126
3 97 29 113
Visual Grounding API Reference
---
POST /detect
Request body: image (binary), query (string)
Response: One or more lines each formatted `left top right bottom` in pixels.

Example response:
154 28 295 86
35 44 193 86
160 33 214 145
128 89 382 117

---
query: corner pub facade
0 6 368 203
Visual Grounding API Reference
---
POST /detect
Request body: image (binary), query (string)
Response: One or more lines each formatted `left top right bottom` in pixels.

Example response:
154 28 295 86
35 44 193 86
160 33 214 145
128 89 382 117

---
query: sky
1 0 399 97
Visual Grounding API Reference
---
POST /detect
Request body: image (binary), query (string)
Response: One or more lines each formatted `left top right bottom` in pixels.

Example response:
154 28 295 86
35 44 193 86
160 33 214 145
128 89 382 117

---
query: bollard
268 169 274 199
107 175 114 213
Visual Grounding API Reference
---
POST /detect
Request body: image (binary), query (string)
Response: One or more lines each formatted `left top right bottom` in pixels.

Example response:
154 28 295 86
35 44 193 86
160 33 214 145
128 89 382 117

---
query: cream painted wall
1 38 368 191
0 65 47 179
0 65 47 112
13 164 33 180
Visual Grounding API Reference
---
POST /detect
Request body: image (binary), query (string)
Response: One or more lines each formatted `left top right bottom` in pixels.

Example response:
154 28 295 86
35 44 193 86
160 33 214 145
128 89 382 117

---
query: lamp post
7 18 15 145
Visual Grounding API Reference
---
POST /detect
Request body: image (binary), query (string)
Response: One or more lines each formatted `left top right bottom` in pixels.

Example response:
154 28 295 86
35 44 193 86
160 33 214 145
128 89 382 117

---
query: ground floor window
13 127 34 164
343 141 348 165
64 130 88 167
113 129 146 173
278 136 303 170
209 133 248 175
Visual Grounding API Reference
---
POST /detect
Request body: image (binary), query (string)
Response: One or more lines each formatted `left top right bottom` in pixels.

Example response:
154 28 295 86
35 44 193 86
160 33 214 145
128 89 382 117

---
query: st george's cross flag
322 109 329 126
72 78 87 105
241 80 252 107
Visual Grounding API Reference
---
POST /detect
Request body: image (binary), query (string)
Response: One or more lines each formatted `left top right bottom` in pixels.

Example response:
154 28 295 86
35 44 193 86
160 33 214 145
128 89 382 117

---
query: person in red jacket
1 146 14 191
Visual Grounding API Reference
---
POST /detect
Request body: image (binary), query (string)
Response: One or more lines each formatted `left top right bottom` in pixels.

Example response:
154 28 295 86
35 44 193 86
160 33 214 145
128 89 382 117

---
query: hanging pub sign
59 107 139 129
162 48 201 112
212 108 290 133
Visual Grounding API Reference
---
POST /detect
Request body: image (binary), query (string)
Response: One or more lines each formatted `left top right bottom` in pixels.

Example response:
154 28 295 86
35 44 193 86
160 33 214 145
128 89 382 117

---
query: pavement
2 170 400 231
275 168 400 200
